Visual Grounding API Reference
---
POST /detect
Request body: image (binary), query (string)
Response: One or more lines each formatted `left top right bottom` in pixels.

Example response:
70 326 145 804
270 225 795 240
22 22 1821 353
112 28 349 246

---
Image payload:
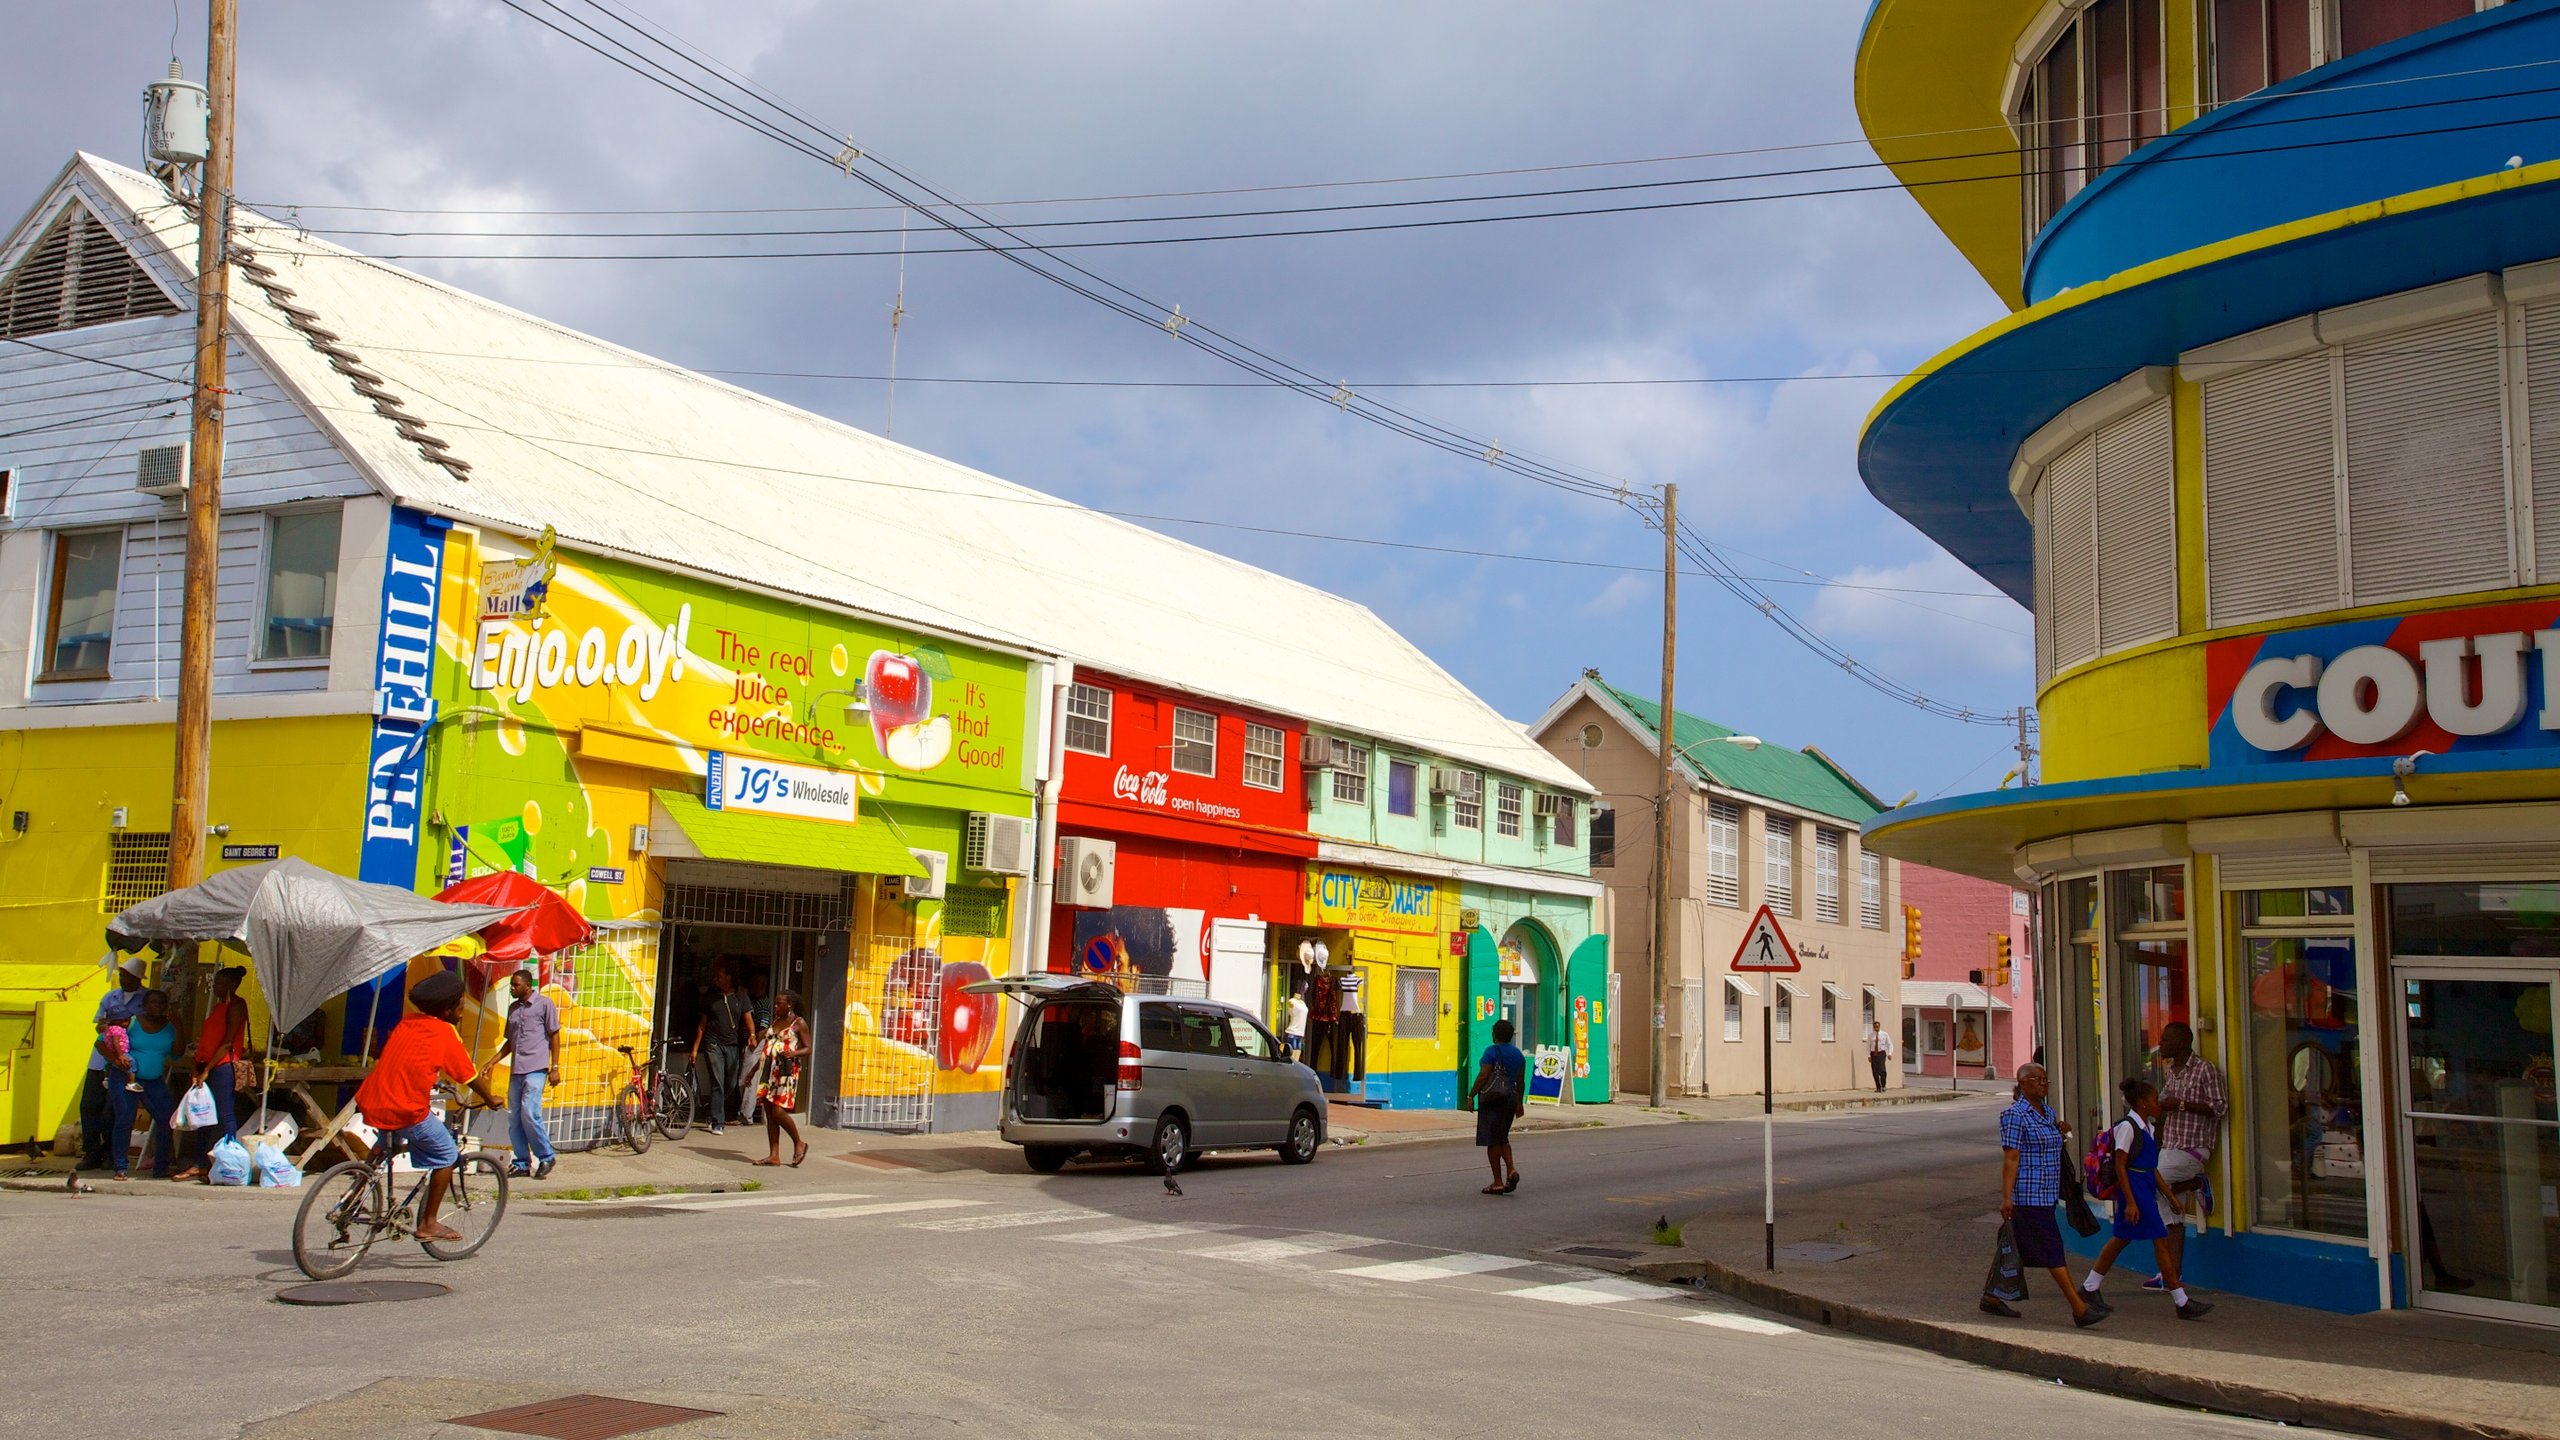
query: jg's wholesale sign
2206 598 2560 767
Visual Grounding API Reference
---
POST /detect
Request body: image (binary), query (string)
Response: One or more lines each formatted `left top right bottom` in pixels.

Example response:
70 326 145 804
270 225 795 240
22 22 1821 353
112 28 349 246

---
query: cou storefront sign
2207 598 2560 766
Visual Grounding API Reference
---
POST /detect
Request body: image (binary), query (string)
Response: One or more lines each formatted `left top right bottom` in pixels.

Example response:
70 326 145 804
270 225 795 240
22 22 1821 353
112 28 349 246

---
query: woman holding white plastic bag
172 966 251 1182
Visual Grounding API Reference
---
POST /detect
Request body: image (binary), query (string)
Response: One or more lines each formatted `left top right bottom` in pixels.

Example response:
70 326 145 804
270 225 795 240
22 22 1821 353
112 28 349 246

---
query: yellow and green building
1858 1 2560 1323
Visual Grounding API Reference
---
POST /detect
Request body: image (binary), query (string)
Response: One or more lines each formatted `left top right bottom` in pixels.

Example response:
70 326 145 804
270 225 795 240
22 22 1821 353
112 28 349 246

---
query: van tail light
1117 1040 1143 1093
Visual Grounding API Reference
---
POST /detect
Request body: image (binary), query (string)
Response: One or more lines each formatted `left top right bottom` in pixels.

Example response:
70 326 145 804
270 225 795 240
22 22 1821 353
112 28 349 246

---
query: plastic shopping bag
175 1082 219 1131
252 1141 303 1189
206 1136 253 1186
1984 1220 2029 1303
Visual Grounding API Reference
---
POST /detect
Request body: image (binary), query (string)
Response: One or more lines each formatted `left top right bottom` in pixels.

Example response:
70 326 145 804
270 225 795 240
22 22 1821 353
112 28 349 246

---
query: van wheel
1279 1106 1320 1165
1149 1115 1190 1176
1023 1145 1072 1173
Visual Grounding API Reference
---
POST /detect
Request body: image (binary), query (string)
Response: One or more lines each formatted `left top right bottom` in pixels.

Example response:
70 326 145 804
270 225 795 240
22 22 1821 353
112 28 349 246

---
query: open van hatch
969 974 1123 1123
962 974 1123 1004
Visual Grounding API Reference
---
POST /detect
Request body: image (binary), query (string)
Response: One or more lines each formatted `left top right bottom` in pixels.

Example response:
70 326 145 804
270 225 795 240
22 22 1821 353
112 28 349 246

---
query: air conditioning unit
1429 767 1480 799
1533 792 1570 820
1057 836 1116 909
135 443 188 498
1299 734 1338 770
964 811 1034 876
889 848 947 901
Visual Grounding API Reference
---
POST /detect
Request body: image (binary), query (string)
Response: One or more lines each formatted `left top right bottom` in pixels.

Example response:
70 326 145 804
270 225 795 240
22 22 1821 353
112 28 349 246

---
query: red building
1897 862 2035 1081
1044 671 1314 1017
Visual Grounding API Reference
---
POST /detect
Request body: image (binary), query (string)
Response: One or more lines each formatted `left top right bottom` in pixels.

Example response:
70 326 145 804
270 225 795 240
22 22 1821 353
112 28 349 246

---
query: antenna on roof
885 207 908 440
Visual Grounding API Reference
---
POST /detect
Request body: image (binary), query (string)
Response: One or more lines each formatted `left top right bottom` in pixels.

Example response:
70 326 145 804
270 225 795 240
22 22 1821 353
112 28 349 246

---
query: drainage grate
1556 1245 1641 1260
449 1394 723 1439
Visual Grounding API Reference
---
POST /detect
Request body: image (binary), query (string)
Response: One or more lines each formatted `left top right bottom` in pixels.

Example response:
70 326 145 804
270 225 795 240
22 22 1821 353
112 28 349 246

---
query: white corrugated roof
76 156 1586 792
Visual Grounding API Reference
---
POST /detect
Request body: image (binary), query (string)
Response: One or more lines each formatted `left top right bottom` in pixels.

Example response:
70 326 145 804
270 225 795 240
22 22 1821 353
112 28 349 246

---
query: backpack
2083 1119 2126 1203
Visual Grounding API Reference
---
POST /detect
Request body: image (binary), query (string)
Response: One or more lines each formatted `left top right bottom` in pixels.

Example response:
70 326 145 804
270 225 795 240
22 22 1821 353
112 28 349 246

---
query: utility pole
2013 706 2037 787
168 0 236 908
1649 482 1678 1108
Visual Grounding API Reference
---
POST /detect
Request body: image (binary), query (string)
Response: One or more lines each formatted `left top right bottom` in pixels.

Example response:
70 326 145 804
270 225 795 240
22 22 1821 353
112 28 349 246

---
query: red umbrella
434 871 595 998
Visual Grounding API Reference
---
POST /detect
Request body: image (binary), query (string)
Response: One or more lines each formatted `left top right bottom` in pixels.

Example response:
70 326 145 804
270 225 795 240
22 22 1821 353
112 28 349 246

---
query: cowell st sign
2206 599 2560 767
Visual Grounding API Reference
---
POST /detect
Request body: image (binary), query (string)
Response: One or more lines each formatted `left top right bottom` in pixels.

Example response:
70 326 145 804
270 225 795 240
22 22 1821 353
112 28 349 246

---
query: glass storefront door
2396 971 2559 1319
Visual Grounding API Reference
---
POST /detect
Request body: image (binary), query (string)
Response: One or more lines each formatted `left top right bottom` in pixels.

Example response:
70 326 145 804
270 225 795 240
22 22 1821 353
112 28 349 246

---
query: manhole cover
275 1279 451 1305
1774 1241 1869 1264
1557 1245 1641 1260
449 1394 723 1438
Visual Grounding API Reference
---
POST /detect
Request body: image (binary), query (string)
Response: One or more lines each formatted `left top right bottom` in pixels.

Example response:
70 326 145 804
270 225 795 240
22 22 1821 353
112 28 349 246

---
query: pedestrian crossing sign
1729 905 1801 973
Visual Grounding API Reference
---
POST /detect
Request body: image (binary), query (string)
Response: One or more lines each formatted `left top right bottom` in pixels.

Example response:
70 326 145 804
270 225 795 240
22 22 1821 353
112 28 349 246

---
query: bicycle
290 1088 509 1281
614 1040 695 1154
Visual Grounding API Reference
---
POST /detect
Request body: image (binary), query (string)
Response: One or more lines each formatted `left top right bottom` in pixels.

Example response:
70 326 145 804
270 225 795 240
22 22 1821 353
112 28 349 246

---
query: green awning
650 790 925 878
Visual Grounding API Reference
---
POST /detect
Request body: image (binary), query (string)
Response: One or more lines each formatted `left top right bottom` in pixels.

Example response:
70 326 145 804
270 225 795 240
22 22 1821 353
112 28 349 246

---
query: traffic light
1993 933 2013 988
1901 904 1922 979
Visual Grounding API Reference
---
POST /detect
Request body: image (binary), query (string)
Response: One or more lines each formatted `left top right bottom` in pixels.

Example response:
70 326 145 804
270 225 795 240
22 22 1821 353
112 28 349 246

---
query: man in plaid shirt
2146 1021 2226 1292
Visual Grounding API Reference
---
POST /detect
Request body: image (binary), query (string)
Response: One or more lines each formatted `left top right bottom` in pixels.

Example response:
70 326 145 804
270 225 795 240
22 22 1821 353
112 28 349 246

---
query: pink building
1896 863 2034 1081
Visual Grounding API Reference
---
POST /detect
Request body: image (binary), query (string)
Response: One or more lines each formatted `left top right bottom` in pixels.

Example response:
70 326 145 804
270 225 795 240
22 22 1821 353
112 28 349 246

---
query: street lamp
1651 730 1766 1107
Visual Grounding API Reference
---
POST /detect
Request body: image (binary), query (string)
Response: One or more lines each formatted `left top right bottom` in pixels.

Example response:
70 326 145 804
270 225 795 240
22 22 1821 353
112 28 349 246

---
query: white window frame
1775 986 1795 1043
1820 985 1839 1043
1705 798 1741 907
1494 782 1524 838
1723 979 1746 1043
1813 828 1842 924
253 504 342 667
1171 706 1218 777
1764 818 1796 917
1242 721 1285 791
40 525 122 680
1861 852 1885 929
1331 743 1370 806
1450 775 1481 831
1064 683 1112 755
0 466 15 523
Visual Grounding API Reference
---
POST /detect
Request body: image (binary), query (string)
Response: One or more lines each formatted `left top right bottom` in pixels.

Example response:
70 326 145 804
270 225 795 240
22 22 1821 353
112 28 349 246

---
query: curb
1672 1251 2553 1440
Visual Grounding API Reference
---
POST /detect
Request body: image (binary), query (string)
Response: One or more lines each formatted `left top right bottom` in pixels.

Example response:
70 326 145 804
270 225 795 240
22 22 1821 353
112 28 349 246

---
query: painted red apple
938 960 996 1073
866 649 932 746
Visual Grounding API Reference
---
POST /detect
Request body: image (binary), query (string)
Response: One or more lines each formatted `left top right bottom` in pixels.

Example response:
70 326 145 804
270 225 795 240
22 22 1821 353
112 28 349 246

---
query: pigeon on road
1162 1175 1183 1197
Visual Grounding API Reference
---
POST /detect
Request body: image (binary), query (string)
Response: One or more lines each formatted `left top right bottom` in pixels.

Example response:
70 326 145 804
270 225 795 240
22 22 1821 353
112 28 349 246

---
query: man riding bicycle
353 969 498 1244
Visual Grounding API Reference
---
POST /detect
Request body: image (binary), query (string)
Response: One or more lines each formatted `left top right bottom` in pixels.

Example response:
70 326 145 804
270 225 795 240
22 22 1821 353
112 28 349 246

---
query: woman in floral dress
756 990 810 1168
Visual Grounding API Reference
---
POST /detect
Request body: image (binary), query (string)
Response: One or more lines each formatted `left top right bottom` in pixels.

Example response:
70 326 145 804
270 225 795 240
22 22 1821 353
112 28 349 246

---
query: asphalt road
1 1098 2312 1440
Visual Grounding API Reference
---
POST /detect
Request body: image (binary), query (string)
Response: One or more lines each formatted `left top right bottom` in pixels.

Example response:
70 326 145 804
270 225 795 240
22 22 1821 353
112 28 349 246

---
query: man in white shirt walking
1867 1020 1894 1092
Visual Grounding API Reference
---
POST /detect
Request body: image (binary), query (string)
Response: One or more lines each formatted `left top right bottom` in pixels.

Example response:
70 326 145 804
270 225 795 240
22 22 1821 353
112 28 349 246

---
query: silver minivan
965 975 1327 1175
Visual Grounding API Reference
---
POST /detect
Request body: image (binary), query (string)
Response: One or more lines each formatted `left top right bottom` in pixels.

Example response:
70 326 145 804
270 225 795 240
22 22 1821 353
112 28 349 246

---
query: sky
1 1 2029 804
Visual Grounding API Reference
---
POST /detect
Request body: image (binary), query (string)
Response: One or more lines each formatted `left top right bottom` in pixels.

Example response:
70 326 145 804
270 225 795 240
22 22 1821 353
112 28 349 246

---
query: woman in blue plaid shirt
1986 1064 2107 1326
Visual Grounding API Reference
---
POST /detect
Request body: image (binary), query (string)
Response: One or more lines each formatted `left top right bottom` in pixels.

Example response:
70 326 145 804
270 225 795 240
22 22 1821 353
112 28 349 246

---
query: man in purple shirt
493 968 562 1179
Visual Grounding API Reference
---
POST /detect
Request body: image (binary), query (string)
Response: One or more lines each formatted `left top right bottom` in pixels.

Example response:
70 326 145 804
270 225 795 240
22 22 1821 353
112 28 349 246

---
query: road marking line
1047 1223 1205 1244
1335 1252 1522 1282
1685 1312 1800 1336
1504 1277 1678 1306
905 1208 1109 1233
779 1198 988 1220
649 1192 867 1211
1192 1234 1374 1264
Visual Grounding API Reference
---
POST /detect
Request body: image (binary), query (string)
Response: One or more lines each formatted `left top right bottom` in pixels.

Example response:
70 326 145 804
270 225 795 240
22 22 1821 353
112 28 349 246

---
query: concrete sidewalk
1657 1160 2560 1440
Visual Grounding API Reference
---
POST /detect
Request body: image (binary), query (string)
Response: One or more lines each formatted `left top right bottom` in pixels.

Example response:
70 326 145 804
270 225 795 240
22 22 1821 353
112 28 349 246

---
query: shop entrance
657 863 854 1127
2388 881 2560 1324
1267 926 1388 1101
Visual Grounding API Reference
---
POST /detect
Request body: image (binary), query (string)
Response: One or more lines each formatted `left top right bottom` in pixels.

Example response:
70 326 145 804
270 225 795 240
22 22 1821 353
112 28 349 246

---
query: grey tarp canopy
105 856 526 1032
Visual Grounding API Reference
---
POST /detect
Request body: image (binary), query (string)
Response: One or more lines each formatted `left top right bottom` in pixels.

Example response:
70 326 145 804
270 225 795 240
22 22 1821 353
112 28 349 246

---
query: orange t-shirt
354 1014 477 1129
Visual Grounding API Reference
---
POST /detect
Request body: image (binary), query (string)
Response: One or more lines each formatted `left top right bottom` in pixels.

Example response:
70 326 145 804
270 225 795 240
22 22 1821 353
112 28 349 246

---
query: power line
241 50 2560 221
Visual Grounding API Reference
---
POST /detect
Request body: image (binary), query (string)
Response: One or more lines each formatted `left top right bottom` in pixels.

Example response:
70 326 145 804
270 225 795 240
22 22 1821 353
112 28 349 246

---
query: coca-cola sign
1113 766 1171 807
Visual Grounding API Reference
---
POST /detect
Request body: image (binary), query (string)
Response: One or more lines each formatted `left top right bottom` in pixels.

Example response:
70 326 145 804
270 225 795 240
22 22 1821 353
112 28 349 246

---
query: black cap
410 970 465 1012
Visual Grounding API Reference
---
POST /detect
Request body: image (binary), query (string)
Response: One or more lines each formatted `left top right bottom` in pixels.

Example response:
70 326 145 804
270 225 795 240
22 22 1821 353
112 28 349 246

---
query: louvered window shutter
2033 482 2056 685
2525 302 2560 583
2044 436 2098 672
0 204 176 341
2205 354 2337 628
2095 399 2176 650
2345 310 2511 605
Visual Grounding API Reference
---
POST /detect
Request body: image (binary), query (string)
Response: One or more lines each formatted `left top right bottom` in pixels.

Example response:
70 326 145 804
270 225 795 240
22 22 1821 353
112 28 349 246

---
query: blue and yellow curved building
1859 1 2560 1322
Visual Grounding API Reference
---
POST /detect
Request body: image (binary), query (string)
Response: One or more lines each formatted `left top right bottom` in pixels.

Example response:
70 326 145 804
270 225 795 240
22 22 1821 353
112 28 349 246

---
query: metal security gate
539 922 660 1152
832 931 942 1131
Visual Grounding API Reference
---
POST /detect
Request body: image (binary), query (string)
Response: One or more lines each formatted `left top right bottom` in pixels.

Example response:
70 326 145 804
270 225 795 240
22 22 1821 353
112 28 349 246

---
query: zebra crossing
604 1187 1802 1335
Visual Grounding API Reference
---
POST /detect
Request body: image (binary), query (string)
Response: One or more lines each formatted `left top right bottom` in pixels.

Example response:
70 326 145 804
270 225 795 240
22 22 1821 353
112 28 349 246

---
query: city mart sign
2206 599 2560 767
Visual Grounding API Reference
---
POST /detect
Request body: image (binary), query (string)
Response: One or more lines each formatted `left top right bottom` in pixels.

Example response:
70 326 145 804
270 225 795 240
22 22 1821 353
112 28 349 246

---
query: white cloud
1805 553 2034 700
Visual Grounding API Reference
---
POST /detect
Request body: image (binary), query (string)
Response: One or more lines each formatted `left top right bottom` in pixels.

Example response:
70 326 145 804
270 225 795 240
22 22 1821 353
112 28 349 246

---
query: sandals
789 1142 809 1168
1503 1173 1520 1194
1481 1183 1506 1195
751 1157 783 1167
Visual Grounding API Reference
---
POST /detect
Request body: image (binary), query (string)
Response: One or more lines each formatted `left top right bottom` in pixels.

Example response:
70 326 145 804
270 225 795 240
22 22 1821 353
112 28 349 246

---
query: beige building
1532 675 1906 1098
